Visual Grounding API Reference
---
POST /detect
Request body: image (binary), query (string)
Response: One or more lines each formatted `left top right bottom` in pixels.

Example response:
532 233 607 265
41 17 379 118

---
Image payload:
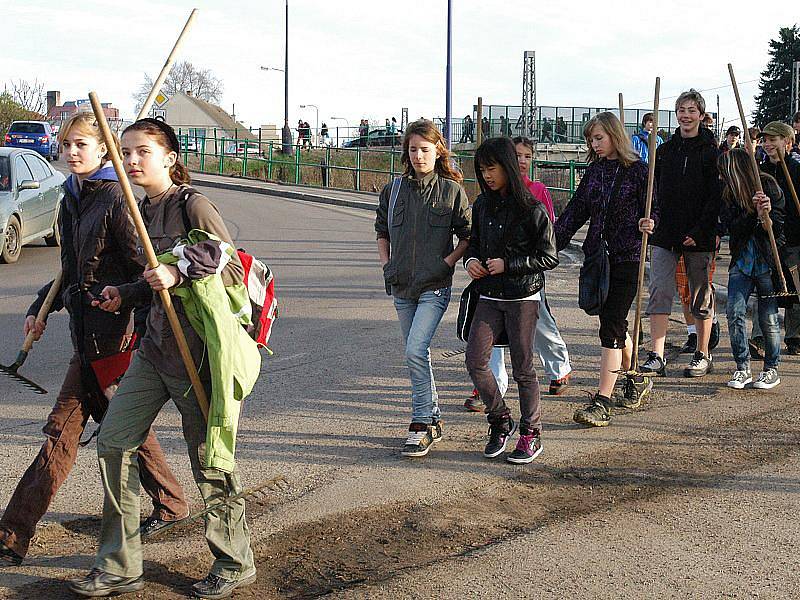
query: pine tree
753 25 800 126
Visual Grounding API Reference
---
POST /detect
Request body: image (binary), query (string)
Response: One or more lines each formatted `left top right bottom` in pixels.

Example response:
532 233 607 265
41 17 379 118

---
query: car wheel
1 216 22 264
44 206 60 247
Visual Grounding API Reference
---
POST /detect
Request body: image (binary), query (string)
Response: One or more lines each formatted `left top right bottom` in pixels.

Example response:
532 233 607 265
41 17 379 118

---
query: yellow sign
154 93 169 107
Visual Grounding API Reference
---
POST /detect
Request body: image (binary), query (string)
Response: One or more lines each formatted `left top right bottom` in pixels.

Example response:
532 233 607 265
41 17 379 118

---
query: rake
0 272 63 394
143 475 289 540
729 63 798 300
617 78 660 378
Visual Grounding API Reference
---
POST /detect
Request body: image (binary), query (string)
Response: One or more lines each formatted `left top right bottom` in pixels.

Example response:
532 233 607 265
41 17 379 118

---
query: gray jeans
94 354 253 579
647 246 715 319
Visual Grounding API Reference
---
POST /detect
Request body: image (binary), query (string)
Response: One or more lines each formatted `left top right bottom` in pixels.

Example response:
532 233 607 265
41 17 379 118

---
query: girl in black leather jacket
464 137 558 464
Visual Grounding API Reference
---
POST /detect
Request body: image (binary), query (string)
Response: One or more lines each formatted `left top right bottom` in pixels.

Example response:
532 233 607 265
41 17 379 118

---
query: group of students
376 89 800 461
0 113 258 598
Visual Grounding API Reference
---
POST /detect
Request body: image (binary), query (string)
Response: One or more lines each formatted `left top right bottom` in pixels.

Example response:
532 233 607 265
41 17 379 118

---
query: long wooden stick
629 78 660 369
136 8 198 121
89 92 209 420
728 63 788 293
23 272 63 354
777 145 800 217
618 93 625 132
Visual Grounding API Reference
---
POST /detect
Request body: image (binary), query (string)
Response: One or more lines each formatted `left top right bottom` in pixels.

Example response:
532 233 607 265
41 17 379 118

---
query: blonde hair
583 112 640 167
58 112 120 163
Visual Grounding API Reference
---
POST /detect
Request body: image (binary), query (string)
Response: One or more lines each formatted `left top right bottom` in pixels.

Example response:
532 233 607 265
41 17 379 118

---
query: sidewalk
191 171 379 211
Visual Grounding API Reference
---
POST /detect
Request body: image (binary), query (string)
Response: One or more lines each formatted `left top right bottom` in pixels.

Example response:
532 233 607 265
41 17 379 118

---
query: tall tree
753 25 800 126
132 60 223 114
0 92 39 138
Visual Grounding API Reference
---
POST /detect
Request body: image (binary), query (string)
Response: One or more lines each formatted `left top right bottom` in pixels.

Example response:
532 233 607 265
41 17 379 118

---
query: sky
2 0 795 133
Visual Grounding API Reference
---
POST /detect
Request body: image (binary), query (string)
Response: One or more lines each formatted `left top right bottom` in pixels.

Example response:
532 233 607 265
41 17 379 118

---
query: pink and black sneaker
506 429 543 464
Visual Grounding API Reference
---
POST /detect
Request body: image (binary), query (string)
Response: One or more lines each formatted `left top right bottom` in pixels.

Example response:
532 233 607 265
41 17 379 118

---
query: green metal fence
176 132 586 213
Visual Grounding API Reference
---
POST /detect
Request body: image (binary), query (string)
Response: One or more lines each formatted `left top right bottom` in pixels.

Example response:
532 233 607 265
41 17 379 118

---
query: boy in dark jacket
640 89 721 378
751 121 800 354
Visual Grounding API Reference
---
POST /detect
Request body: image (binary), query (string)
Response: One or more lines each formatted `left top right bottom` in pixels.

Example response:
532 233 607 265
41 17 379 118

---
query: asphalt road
0 180 798 598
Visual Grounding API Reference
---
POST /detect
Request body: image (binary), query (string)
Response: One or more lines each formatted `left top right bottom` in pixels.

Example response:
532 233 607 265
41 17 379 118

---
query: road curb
191 176 378 211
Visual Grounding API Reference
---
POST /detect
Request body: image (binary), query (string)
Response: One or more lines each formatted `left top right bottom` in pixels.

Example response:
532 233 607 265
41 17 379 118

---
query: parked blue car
4 121 59 161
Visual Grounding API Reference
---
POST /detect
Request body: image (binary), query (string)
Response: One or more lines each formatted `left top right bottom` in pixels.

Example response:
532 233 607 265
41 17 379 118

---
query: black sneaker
749 336 765 359
573 394 612 427
640 352 667 376
709 320 721 351
401 423 434 457
0 542 22 567
614 375 653 409
192 569 257 599
483 417 517 458
506 429 543 464
684 351 713 377
68 568 145 597
679 332 698 354
431 419 444 443
139 515 181 539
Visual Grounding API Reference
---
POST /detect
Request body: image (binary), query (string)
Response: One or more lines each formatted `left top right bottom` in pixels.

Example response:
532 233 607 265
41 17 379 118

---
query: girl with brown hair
374 120 471 457
0 113 188 568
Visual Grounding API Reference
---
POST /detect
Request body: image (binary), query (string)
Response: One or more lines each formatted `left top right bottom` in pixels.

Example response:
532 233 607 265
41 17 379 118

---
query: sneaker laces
644 351 662 368
689 352 706 368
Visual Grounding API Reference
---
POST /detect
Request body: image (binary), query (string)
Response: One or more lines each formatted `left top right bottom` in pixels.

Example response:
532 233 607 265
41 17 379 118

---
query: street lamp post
330 117 349 147
299 104 319 145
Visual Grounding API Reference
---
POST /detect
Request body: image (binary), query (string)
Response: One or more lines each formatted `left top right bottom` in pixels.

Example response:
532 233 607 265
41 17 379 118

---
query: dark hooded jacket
27 165 142 356
651 126 721 252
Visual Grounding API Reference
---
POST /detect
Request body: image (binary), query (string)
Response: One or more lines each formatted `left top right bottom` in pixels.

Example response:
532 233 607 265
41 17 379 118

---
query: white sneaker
727 370 752 389
752 368 780 390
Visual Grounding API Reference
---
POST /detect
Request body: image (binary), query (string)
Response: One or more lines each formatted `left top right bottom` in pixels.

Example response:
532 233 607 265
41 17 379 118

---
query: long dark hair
474 137 534 214
718 148 779 214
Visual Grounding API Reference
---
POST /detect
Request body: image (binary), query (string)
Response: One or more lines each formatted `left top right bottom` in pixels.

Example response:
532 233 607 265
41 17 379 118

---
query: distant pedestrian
481 117 489 139
631 112 663 164
385 118 391 134
718 149 785 391
302 121 312 149
749 127 767 163
375 120 471 458
556 112 654 427
541 117 554 143
460 115 474 143
499 115 507 137
390 117 398 135
719 126 741 154
320 122 330 146
555 116 567 142
793 112 800 158
464 137 558 463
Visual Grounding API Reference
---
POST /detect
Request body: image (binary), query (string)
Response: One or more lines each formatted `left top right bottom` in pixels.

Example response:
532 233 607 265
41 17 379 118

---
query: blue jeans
726 266 780 370
394 288 451 423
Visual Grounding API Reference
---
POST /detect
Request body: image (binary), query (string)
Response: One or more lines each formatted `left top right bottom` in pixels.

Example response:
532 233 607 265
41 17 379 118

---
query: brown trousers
0 353 188 558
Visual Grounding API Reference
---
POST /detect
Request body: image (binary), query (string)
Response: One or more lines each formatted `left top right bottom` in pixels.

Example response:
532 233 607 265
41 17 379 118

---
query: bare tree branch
132 60 224 114
8 79 46 115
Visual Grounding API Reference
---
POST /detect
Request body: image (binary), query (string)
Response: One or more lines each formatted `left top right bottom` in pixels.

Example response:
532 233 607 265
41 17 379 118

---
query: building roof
179 93 256 140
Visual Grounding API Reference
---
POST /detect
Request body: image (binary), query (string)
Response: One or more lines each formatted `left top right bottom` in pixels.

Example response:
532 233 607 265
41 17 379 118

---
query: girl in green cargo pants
69 119 256 600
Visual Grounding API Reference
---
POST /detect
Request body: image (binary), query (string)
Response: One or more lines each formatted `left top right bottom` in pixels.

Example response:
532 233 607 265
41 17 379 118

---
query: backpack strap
387 176 402 235
176 186 200 234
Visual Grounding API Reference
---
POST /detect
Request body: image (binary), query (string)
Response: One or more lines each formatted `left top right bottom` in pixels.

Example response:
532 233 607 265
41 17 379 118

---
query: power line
626 79 759 107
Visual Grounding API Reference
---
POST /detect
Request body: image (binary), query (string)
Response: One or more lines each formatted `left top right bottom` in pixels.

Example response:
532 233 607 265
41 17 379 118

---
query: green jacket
159 229 261 472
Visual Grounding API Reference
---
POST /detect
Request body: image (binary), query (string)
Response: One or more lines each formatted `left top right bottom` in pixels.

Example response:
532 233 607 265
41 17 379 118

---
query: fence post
267 141 273 180
476 96 483 146
324 145 331 187
199 137 205 172
569 160 575 194
355 146 361 191
242 140 248 177
390 148 395 178
294 143 301 184
219 136 225 175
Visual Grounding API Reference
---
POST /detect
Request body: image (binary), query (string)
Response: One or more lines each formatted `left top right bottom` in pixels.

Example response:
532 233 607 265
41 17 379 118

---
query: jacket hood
65 163 119 199
671 126 717 149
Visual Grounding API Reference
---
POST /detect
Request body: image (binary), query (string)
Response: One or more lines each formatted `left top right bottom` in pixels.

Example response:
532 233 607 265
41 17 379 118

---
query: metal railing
177 131 586 213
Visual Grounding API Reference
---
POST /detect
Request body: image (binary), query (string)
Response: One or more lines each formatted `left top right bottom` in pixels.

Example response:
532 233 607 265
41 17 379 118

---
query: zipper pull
683 156 688 175
92 333 100 355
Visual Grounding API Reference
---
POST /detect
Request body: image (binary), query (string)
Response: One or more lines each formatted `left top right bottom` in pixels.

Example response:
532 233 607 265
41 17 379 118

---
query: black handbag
578 167 624 316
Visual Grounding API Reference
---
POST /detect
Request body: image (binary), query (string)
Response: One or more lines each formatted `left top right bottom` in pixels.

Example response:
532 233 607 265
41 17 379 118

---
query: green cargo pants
94 354 254 579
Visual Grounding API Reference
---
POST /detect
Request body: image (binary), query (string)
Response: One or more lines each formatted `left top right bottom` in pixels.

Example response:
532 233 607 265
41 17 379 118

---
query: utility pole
444 0 452 149
281 0 292 154
792 61 800 118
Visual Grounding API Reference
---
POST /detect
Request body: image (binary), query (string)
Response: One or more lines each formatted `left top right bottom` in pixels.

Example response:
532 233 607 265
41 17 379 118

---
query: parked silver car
0 147 64 264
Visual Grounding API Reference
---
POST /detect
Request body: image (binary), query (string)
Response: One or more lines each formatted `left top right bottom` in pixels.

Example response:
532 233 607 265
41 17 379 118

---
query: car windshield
10 123 46 134
0 157 10 191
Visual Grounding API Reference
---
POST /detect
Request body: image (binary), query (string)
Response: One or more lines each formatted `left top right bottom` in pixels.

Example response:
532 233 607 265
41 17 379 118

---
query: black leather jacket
27 169 142 356
463 193 559 299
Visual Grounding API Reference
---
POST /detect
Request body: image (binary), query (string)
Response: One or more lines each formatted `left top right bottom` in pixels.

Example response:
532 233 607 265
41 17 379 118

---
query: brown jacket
117 185 243 379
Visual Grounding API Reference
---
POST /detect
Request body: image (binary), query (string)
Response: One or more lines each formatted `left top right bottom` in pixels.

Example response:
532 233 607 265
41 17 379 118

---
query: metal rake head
143 475 289 539
759 291 800 299
0 355 48 394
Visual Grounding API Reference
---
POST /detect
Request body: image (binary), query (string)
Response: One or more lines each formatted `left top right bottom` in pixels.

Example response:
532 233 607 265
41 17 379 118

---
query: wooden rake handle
89 92 209 420
21 271 64 354
728 63 788 293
